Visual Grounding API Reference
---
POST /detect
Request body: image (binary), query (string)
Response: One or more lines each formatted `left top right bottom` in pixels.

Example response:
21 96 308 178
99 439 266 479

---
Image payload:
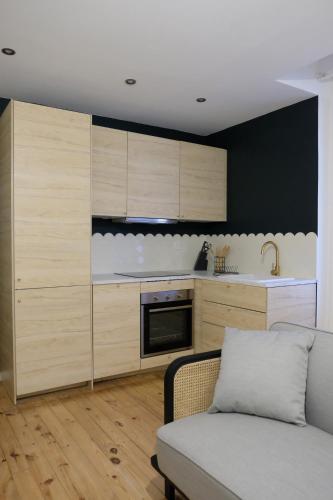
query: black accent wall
207 97 318 235
0 97 10 114
93 115 206 145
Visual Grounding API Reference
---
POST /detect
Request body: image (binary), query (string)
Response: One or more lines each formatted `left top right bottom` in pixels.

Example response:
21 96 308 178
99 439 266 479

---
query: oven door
141 300 192 357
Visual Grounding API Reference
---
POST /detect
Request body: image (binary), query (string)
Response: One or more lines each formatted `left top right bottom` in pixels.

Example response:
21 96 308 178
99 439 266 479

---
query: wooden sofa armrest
164 350 221 424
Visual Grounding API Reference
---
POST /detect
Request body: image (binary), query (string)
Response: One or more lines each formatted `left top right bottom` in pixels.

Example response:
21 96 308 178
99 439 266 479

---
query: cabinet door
14 101 91 289
198 322 225 353
93 283 140 379
202 301 266 330
92 126 127 217
201 280 267 312
127 133 180 218
180 142 227 221
15 286 91 396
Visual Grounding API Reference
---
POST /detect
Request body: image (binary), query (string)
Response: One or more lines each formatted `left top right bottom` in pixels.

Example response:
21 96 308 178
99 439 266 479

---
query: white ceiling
1 0 333 135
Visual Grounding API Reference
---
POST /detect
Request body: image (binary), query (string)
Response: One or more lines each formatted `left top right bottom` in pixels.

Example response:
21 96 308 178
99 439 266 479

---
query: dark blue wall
0 97 9 114
207 96 318 235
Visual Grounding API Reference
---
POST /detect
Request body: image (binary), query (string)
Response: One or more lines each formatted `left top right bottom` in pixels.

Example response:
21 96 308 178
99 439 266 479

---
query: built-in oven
140 289 193 358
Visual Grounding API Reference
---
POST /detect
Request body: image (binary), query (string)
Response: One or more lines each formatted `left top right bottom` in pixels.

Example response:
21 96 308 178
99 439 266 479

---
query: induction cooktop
115 271 191 278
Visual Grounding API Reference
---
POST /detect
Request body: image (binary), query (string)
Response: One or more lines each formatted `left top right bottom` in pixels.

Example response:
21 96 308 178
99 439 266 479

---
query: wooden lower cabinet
195 280 316 353
201 280 267 312
202 301 266 330
93 283 141 379
15 286 92 397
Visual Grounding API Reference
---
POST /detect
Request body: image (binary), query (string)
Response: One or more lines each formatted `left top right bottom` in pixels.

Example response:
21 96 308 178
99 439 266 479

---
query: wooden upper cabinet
180 142 227 221
127 132 180 219
92 126 127 217
13 101 91 289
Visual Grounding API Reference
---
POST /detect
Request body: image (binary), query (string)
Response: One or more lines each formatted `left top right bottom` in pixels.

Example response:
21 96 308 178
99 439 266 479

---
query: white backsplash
92 232 317 278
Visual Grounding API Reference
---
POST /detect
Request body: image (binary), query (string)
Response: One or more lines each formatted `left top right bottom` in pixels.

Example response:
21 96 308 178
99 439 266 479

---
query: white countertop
92 271 316 288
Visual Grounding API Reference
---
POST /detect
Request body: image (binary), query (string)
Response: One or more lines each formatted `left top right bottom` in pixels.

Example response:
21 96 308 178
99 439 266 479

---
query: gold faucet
260 241 280 276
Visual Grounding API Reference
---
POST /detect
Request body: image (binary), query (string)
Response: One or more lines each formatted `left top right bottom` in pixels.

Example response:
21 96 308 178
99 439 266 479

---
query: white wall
317 82 333 329
92 232 317 278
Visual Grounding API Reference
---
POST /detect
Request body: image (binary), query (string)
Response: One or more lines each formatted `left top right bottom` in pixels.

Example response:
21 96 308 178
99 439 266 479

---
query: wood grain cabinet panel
140 279 194 293
195 281 316 353
198 322 225 353
13 101 91 289
202 301 266 331
93 283 141 379
201 280 267 312
266 284 317 328
15 286 91 396
92 126 127 217
127 133 180 218
180 142 227 221
0 103 15 401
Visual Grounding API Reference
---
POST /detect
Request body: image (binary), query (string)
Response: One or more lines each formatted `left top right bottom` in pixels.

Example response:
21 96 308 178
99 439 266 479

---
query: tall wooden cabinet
0 101 92 401
14 101 91 289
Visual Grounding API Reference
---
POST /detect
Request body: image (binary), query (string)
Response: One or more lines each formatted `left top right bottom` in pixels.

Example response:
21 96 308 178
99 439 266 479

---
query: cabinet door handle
150 305 192 313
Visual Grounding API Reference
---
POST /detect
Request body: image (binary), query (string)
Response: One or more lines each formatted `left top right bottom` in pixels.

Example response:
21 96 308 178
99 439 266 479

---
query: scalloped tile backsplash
92 232 317 278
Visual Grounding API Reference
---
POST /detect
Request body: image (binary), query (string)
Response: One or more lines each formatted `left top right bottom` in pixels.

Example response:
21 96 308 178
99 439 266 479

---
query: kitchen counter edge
92 272 316 288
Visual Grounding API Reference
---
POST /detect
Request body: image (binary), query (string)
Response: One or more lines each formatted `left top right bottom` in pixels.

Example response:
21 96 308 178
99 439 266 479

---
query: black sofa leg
165 478 176 500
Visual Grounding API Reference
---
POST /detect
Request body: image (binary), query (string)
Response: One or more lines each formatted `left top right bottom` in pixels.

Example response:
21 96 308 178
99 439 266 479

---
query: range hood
112 217 178 224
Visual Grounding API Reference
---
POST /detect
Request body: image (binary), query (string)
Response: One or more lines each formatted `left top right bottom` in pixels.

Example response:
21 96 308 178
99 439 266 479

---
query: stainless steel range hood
112 217 178 224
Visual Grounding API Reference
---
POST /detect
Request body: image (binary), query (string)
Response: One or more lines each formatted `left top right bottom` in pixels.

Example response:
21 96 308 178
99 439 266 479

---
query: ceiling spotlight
196 97 206 103
1 48 16 56
125 78 137 85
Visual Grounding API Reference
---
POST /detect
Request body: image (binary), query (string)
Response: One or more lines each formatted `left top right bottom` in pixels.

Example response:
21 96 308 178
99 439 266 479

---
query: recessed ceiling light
1 48 16 56
125 78 137 85
196 97 206 103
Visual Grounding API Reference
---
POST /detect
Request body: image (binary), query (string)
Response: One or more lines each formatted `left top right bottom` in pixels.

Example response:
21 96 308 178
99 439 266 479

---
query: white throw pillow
209 327 314 426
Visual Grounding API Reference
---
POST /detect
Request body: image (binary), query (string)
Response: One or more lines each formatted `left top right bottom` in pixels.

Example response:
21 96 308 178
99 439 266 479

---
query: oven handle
149 305 192 313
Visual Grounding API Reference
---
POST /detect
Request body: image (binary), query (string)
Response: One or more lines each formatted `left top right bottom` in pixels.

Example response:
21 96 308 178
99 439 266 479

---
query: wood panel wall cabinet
0 100 92 402
127 132 180 219
195 280 316 353
180 142 227 221
14 101 91 289
201 280 266 312
92 126 127 217
93 283 141 379
15 286 91 396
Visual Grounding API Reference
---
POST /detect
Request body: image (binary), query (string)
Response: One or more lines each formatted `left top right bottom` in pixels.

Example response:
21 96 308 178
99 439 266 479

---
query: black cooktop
115 271 191 278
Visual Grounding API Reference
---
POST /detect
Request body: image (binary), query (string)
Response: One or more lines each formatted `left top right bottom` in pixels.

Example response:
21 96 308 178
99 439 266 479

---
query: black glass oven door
141 300 192 357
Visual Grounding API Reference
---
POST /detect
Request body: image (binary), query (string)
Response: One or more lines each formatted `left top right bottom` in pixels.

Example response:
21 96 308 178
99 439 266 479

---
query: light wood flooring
0 371 171 500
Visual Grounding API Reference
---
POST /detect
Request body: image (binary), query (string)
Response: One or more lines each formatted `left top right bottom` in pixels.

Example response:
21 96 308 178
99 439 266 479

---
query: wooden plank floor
0 371 174 500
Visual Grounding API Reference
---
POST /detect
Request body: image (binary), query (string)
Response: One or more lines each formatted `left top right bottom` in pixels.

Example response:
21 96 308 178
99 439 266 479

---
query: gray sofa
152 322 333 500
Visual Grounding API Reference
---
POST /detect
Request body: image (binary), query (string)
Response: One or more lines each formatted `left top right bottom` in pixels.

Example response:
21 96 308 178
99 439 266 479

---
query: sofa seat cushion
157 412 333 500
